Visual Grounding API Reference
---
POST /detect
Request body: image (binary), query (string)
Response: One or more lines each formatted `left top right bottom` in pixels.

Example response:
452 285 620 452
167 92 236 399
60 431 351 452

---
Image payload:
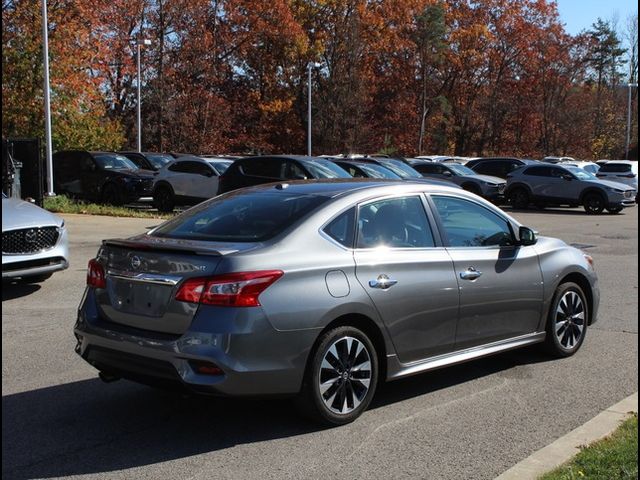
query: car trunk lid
94 235 256 335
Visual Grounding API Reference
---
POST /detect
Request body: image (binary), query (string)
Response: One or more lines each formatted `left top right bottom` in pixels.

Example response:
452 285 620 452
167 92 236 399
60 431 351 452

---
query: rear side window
432 196 514 247
599 163 632 173
356 196 435 249
323 208 356 247
239 158 285 178
152 192 329 242
523 166 552 177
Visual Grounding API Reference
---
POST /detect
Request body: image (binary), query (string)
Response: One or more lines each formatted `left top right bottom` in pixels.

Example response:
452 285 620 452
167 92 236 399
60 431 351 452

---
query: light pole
41 0 54 196
625 83 638 160
136 38 152 153
307 62 321 156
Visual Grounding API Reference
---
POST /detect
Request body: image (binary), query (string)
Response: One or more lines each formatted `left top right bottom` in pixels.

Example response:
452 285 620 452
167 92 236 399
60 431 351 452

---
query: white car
543 156 576 163
561 161 600 175
2 193 69 282
595 160 638 191
152 156 234 212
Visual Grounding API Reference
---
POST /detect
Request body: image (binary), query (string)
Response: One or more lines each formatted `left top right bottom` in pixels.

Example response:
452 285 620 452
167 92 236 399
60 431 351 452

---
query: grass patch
539 414 638 480
44 195 174 220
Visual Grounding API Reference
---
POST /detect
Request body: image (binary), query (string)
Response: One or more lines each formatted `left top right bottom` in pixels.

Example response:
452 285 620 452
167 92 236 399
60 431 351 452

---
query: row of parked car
50 150 638 215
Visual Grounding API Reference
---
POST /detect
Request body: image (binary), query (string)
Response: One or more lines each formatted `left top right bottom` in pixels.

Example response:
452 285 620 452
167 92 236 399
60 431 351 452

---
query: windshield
359 163 401 179
208 160 233 175
302 159 352 178
565 166 596 180
151 191 330 242
94 154 139 170
447 164 476 176
145 154 173 169
376 159 422 178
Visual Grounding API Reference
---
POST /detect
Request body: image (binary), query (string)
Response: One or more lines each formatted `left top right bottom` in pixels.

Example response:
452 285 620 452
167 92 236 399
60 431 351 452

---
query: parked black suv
53 150 155 205
119 151 174 171
466 157 538 179
217 155 351 194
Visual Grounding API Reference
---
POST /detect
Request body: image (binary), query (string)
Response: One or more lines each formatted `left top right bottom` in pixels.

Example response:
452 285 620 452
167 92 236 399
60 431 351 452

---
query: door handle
369 274 398 289
460 267 482 281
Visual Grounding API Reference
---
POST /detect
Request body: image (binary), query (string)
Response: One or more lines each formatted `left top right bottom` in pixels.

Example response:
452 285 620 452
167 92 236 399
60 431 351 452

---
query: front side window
432 196 514 247
357 196 435 249
523 166 552 177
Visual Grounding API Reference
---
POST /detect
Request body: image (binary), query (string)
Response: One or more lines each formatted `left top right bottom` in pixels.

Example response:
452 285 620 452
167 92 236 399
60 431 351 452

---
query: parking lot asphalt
2 207 638 480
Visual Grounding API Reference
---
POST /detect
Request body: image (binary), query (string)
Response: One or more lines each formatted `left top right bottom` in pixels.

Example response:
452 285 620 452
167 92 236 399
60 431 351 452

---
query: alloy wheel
554 291 585 350
318 336 372 415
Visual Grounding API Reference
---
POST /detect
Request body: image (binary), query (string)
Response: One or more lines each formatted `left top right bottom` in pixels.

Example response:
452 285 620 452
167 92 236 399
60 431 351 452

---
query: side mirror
561 174 573 181
518 226 537 246
443 171 453 177
292 174 308 180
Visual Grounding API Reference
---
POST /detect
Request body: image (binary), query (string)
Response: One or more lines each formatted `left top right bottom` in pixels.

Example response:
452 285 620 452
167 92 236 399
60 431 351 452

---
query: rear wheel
583 193 605 215
295 326 378 426
509 188 529 209
153 185 175 213
544 282 588 357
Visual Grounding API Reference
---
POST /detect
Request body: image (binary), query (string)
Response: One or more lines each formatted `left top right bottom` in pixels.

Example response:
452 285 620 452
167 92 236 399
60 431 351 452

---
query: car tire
606 207 623 214
295 326 378 426
544 282 588 358
153 185 175 213
509 187 529 209
583 193 605 215
102 184 125 206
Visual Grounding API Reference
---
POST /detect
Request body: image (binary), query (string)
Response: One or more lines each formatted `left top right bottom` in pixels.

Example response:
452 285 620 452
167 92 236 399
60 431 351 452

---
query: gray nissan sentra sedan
75 180 599 425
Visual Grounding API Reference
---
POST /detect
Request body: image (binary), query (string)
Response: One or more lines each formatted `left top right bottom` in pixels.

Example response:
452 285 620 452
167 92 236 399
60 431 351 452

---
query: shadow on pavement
2 282 41 301
2 346 554 479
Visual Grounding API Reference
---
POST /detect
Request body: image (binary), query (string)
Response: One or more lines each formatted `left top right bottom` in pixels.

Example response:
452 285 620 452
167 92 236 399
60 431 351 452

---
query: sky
556 0 637 36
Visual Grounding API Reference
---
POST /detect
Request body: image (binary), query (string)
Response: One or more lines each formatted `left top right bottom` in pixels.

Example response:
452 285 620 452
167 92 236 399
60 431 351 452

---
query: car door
79 153 103 201
353 195 460 363
429 194 543 349
189 161 219 199
166 161 192 197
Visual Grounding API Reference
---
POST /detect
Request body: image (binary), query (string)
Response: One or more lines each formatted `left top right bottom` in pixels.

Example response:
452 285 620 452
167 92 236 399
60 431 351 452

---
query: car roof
231 178 461 198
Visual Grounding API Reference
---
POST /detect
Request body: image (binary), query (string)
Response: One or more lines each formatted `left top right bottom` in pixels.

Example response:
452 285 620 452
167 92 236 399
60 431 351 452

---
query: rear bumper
74 289 318 396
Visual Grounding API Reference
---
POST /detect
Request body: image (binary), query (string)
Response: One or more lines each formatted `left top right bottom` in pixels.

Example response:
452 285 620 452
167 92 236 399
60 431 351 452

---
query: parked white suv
595 161 638 190
152 156 234 212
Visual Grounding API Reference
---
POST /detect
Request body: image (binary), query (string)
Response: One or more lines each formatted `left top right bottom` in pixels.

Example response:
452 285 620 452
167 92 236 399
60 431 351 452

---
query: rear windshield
151 192 330 242
599 163 633 173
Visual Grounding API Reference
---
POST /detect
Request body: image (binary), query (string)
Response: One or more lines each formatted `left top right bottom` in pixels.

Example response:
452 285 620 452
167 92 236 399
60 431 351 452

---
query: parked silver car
506 164 637 214
75 180 599 425
2 193 69 282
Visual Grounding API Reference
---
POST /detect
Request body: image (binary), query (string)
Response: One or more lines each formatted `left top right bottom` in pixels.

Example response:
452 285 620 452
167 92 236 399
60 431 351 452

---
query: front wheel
153 185 175 213
583 193 605 215
295 326 378 426
544 282 588 357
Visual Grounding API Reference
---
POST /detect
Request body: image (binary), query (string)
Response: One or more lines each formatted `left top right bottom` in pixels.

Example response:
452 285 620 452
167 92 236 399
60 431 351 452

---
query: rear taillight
87 259 106 288
175 270 283 307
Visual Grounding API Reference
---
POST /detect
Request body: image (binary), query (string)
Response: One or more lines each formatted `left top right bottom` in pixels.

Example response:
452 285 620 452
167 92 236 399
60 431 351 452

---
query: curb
495 392 638 480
